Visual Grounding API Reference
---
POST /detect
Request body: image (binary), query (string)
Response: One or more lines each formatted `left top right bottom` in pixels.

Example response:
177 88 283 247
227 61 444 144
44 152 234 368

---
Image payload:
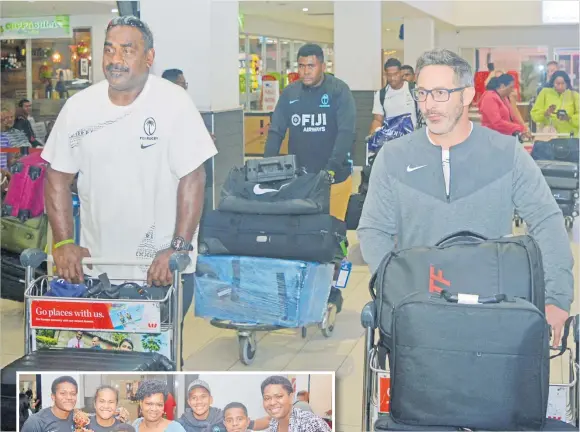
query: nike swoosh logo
407 164 427 172
289 100 299 104
253 183 289 195
141 143 157 149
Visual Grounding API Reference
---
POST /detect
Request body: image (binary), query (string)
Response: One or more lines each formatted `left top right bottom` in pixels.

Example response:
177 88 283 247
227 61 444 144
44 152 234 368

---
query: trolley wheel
514 216 521 227
565 217 574 230
238 334 257 365
320 303 337 338
301 327 307 339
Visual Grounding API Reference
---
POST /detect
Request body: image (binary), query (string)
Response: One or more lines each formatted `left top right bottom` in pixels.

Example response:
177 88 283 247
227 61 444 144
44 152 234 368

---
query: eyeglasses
412 87 466 102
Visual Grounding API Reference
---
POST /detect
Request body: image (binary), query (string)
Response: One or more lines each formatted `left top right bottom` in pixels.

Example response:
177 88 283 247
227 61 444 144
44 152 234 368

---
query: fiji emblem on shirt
213 426 221 432
320 93 330 108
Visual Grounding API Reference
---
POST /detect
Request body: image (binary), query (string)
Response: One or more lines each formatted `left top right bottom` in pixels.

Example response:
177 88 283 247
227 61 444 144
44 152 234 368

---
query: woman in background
479 74 530 139
531 70 579 137
484 69 528 130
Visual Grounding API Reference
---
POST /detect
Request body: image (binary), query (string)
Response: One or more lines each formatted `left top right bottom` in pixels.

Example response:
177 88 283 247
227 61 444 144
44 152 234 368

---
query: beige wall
309 373 333 418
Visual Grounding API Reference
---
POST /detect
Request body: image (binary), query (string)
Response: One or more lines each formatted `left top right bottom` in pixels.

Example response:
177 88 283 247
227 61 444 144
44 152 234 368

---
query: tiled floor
1 172 579 431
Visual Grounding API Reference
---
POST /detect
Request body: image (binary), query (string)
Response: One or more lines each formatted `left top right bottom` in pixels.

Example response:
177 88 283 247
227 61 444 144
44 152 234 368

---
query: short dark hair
18 99 30 107
94 385 119 403
384 58 402 70
106 16 154 51
549 70 572 89
486 73 514 91
261 376 293 396
547 60 559 67
135 379 168 402
297 44 324 63
51 376 78 395
118 338 133 349
162 69 184 83
401 65 414 74
224 402 248 417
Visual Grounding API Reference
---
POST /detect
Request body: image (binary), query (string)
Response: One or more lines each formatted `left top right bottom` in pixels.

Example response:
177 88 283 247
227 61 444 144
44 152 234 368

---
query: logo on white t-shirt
140 117 159 148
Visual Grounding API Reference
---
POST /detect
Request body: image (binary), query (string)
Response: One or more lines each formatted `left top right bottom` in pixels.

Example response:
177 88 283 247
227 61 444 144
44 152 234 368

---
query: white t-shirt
372 81 417 127
42 75 218 281
426 122 474 197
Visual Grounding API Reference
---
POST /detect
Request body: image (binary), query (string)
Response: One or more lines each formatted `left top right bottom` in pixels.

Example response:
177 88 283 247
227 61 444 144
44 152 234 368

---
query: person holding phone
531 70 579 137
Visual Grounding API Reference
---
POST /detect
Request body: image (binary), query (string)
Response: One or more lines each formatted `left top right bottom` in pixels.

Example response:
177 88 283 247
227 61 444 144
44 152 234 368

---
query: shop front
1 15 93 121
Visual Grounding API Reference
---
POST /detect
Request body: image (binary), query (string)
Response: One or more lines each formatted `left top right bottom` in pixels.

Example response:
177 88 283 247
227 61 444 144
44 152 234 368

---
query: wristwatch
170 236 193 252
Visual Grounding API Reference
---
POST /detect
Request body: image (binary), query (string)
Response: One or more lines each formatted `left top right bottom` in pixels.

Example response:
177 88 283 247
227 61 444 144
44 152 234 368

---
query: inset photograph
17 372 334 432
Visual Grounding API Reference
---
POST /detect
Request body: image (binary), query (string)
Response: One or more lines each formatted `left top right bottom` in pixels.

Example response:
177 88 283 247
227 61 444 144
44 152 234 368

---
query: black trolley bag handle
550 314 578 360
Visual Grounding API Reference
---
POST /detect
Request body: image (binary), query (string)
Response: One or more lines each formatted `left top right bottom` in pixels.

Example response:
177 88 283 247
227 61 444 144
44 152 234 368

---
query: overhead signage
0 16 71 40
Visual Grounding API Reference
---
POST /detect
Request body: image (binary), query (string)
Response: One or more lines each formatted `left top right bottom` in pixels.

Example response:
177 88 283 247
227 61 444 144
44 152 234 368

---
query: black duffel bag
389 290 549 431
199 210 346 263
371 231 545 348
531 137 579 163
218 168 331 215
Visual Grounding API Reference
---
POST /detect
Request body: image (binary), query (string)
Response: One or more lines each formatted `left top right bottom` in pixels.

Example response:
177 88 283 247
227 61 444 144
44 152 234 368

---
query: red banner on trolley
378 373 391 413
30 299 161 333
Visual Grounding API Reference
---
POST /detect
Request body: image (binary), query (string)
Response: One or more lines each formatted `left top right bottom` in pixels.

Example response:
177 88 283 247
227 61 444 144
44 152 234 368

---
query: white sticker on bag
457 293 479 304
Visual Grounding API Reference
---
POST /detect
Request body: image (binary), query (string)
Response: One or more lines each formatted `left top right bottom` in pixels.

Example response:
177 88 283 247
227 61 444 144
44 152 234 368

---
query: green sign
0 15 71 39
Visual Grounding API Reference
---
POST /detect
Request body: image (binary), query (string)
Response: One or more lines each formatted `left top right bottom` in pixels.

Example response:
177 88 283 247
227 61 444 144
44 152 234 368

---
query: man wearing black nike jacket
265 43 356 313
264 44 356 222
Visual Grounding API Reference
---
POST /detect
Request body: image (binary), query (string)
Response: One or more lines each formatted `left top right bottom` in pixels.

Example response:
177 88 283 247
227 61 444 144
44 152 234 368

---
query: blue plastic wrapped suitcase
194 255 334 327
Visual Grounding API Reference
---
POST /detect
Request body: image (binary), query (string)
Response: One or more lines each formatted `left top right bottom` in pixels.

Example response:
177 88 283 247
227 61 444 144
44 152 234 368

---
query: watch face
172 237 184 250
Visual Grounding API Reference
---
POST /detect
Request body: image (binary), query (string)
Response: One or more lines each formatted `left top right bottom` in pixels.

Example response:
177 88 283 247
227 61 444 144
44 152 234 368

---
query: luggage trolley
208 271 339 366
20 248 190 370
360 304 580 431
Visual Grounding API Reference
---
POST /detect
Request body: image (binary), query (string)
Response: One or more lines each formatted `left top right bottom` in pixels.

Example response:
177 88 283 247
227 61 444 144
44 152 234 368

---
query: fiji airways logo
291 113 327 132
320 93 330 108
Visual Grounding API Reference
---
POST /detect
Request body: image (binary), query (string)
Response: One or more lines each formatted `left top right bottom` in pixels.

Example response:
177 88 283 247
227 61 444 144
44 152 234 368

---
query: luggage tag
335 260 352 289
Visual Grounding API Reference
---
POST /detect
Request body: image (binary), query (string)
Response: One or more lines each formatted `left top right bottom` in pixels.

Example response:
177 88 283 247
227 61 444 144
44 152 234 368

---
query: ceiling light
302 8 309 12
111 8 118 13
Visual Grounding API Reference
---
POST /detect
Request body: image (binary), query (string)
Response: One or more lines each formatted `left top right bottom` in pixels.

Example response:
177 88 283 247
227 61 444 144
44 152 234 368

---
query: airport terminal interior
1 1 579 431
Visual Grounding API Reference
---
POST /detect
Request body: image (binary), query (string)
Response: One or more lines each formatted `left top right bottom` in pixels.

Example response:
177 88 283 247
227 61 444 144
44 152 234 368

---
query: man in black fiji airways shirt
265 43 356 312
21 376 77 432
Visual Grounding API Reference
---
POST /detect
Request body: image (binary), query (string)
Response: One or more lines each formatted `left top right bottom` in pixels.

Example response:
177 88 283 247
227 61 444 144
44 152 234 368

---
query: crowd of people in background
20 375 332 432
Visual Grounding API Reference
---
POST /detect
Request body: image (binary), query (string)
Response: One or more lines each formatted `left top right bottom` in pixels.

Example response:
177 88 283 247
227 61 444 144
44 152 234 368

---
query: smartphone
557 109 567 118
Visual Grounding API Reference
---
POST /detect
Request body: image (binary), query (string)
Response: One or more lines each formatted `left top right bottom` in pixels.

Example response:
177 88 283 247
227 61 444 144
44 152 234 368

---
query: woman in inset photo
132 380 185 432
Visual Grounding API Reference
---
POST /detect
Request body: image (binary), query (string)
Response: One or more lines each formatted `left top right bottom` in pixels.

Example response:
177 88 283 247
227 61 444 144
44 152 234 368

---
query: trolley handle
550 315 576 360
531 132 574 138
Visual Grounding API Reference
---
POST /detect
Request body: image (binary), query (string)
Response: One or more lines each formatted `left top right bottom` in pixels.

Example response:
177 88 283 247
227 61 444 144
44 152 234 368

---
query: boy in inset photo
223 403 250 432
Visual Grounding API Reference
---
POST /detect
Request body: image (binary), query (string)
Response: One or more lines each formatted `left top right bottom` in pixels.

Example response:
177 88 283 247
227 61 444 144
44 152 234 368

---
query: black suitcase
536 160 579 190
199 210 346 263
558 202 577 217
551 188 578 204
345 193 365 230
389 291 549 431
1 348 174 431
0 250 46 302
245 155 297 183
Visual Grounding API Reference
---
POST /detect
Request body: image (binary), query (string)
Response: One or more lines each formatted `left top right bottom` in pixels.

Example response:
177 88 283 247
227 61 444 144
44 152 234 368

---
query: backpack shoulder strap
380 86 388 117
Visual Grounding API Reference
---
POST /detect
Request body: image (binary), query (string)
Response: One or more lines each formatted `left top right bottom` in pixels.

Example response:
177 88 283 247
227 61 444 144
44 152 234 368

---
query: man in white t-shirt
42 16 217 365
368 58 420 135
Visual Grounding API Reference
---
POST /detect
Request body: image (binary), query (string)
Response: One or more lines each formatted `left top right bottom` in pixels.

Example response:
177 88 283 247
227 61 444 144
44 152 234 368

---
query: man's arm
264 90 289 157
369 90 385 134
45 166 76 243
356 149 398 273
174 166 206 244
512 145 574 343
327 84 356 175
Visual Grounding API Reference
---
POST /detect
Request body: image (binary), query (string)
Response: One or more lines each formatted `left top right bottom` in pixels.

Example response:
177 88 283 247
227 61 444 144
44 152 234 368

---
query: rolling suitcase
551 188 578 204
0 214 48 254
345 193 365 230
536 160 579 190
389 291 549 431
0 348 173 431
1 152 47 221
199 210 347 263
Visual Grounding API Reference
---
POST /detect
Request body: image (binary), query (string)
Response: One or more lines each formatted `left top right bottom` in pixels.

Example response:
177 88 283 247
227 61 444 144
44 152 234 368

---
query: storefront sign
262 80 280 112
0 16 71 40
30 299 161 333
